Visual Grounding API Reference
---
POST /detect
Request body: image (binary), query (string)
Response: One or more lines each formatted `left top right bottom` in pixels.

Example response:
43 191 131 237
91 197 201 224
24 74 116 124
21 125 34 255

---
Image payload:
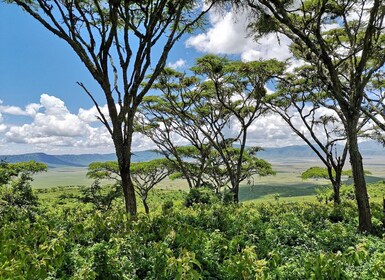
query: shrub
185 187 219 207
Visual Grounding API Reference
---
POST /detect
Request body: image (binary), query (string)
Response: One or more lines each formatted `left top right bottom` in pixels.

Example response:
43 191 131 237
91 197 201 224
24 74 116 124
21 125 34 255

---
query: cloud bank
185 9 292 62
0 93 311 155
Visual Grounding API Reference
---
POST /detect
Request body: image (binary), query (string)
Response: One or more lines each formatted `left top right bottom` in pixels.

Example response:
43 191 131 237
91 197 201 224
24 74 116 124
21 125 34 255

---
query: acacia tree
268 65 352 205
141 55 280 202
137 75 215 189
87 159 173 214
130 158 173 214
191 55 282 202
237 0 385 231
362 70 385 144
6 0 213 216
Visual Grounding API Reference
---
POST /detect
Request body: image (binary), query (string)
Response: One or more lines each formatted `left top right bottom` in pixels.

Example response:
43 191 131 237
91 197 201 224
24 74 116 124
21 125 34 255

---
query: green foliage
0 161 47 213
185 187 220 207
302 166 333 180
303 166 373 180
2 195 385 279
140 54 282 200
86 159 173 213
78 181 121 212
87 161 119 181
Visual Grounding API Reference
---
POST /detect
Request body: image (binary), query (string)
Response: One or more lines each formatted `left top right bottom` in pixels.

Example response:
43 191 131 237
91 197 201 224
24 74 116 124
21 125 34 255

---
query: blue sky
0 3 301 155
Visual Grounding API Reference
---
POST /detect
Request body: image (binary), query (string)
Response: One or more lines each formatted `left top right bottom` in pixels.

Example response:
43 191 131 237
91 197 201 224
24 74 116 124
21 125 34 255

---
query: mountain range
1 141 384 168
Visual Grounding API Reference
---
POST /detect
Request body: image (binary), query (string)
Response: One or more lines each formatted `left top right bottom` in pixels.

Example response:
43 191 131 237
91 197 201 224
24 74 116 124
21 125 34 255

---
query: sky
0 3 305 155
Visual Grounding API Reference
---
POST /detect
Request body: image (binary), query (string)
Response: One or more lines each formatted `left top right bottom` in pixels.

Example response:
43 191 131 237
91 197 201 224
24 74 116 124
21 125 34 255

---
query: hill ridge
1 141 384 168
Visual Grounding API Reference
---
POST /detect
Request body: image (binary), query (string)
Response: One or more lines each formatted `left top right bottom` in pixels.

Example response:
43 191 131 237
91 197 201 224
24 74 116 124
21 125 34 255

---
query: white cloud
234 113 304 147
1 93 344 155
25 103 42 117
4 94 112 150
1 94 162 154
0 124 6 133
185 9 292 62
0 99 41 117
168 59 186 69
78 104 110 123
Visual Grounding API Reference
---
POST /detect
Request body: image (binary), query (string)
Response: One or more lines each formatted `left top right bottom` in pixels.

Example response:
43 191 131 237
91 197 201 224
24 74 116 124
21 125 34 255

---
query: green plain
32 156 385 204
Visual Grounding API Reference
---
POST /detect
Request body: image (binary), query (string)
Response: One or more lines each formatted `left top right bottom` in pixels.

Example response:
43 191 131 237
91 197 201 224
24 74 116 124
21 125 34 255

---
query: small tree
87 159 173 214
130 158 173 214
267 65 355 205
85 161 122 211
0 160 47 209
138 83 214 189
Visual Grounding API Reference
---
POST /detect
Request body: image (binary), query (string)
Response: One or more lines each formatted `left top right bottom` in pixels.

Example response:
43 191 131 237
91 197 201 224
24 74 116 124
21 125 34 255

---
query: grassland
31 156 385 206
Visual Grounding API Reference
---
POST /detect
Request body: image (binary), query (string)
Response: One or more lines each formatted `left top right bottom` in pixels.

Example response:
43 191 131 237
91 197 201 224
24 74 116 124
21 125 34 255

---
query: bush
185 187 220 207
2 191 385 279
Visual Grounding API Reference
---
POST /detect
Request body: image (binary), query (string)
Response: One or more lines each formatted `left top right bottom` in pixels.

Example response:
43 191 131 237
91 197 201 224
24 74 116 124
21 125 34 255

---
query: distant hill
1 141 384 168
0 150 162 168
0 153 84 168
259 141 385 161
259 145 317 159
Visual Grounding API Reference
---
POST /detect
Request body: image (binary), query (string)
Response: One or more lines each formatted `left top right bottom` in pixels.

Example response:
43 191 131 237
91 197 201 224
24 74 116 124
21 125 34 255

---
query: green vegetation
2 160 385 278
2 187 385 279
302 167 372 180
0 160 47 210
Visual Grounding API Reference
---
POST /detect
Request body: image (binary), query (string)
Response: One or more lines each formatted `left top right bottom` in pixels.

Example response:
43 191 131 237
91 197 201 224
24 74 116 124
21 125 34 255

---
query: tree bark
232 184 239 203
143 199 150 215
346 121 372 232
114 118 137 216
332 181 341 205
120 166 137 216
329 166 342 205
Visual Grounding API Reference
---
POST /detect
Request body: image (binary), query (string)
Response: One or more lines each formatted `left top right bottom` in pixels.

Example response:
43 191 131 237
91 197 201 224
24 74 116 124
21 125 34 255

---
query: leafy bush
185 187 220 207
2 190 385 279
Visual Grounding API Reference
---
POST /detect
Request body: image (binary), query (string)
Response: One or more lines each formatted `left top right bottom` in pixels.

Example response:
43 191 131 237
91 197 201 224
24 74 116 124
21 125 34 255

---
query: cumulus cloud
185 9 292 62
0 124 6 133
0 111 7 133
2 92 339 154
78 104 110 123
2 94 163 154
226 113 304 148
4 94 113 150
0 100 41 117
168 59 186 69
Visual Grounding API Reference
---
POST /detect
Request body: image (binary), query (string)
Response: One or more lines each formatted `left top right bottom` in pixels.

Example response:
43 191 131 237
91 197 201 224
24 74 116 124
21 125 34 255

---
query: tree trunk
120 166 137 216
232 183 239 203
114 121 137 216
332 181 341 205
143 199 150 215
346 121 372 232
332 169 342 205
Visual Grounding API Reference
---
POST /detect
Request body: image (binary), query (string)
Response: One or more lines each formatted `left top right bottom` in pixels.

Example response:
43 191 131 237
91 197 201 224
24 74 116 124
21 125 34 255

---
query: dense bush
185 187 220 207
1 193 385 279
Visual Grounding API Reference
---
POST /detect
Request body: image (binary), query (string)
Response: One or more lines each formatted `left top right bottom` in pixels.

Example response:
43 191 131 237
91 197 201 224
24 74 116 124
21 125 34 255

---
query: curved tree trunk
346 121 372 232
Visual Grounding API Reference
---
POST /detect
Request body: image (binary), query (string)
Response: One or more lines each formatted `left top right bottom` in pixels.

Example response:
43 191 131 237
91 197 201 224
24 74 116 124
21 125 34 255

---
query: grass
32 158 385 207
31 167 93 188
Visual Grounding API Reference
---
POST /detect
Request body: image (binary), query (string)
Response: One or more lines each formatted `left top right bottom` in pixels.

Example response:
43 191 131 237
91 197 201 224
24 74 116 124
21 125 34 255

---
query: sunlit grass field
32 156 385 206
